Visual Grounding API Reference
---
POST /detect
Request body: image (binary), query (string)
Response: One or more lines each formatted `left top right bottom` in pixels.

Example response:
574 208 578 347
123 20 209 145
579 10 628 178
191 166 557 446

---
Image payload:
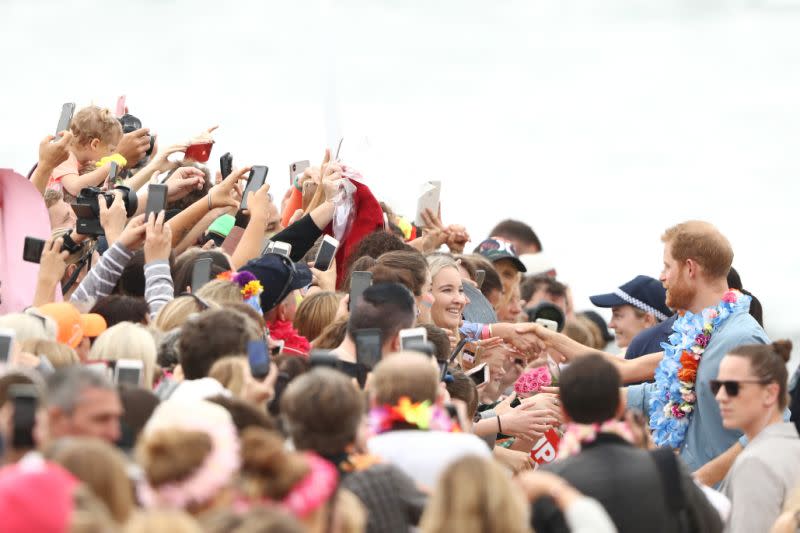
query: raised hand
144 211 172 263
209 166 250 210
98 192 127 246
39 131 73 170
116 128 151 167
165 167 205 202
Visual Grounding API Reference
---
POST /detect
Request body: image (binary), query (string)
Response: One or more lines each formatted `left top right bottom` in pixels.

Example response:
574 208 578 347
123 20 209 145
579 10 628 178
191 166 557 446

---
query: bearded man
523 221 769 474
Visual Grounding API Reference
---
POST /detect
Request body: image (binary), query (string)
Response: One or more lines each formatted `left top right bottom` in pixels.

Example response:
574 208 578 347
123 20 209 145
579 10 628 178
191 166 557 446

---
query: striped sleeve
144 260 174 319
71 242 132 303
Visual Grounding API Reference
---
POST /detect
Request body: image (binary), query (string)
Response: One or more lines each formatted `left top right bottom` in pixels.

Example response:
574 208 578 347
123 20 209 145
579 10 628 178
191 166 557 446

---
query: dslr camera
72 186 138 237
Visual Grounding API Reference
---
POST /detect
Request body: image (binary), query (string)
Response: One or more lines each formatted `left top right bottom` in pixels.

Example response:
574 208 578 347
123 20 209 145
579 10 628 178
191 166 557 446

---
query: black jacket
533 434 722 533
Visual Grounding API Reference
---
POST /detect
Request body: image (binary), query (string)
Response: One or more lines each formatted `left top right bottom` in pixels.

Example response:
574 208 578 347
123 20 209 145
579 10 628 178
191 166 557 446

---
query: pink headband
138 407 241 509
235 452 339 519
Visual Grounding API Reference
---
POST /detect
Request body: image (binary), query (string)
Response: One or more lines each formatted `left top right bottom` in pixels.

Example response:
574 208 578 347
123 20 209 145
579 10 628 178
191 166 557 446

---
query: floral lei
649 289 751 448
367 397 461 436
558 419 635 460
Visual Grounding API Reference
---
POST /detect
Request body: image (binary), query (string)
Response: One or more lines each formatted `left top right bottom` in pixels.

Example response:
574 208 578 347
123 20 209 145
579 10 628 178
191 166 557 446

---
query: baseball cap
37 302 107 348
0 457 78 532
519 252 556 278
473 238 527 273
589 275 670 322
239 253 313 313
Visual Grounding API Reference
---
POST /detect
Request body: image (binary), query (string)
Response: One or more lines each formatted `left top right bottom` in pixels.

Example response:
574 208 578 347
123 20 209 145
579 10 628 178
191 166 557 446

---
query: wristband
480 325 491 340
95 153 128 169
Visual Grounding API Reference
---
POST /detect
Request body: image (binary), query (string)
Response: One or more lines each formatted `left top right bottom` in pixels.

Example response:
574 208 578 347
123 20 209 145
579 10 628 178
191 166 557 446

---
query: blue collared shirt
626 310 769 472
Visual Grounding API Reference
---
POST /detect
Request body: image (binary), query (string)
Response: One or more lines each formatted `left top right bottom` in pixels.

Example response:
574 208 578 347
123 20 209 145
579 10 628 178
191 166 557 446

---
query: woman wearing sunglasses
713 340 799 533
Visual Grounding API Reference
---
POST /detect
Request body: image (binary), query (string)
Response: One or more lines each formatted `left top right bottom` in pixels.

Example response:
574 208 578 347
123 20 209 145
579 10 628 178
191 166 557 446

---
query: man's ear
388 334 402 354
685 259 699 280
644 313 657 328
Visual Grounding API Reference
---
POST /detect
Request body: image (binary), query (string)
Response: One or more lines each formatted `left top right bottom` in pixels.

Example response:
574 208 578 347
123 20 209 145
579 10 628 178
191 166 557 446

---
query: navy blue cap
589 275 671 322
239 253 312 312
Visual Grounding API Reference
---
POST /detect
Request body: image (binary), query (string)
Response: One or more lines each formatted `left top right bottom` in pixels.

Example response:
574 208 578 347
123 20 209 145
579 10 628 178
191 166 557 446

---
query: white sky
1 0 797 366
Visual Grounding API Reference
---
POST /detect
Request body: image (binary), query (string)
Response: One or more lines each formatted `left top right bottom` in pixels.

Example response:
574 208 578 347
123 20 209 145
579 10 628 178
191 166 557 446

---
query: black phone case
23 237 46 263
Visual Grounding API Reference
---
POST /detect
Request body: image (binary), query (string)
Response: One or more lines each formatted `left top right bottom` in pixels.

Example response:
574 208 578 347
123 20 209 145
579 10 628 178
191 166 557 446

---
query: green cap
207 214 236 238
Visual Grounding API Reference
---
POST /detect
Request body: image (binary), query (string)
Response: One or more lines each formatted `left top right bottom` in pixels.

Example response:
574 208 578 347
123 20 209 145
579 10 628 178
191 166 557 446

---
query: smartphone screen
220 152 233 179
355 328 382 369
240 165 269 210
56 102 76 138
349 271 373 310
0 330 14 363
313 236 339 271
271 340 285 356
466 363 489 387
23 237 46 264
145 183 168 218
115 365 142 386
289 160 310 185
10 385 37 448
447 337 469 365
399 327 427 351
247 340 270 379
191 257 213 292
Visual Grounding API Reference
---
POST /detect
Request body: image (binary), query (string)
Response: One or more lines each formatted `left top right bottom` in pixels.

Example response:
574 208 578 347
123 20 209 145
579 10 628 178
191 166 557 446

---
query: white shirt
367 430 491 489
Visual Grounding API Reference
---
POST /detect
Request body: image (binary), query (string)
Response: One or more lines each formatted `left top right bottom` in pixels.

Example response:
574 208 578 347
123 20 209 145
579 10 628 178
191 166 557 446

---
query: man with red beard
524 221 768 474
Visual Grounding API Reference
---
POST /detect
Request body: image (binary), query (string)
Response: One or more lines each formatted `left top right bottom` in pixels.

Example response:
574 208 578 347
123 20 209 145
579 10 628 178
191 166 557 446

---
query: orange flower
678 351 699 382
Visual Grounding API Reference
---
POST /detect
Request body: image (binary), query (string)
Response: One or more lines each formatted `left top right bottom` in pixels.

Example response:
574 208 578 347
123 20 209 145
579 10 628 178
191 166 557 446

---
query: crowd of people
0 103 798 532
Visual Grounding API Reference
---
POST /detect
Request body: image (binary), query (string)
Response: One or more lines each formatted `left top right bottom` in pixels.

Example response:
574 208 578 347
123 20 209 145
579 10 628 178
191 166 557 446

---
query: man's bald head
370 352 439 405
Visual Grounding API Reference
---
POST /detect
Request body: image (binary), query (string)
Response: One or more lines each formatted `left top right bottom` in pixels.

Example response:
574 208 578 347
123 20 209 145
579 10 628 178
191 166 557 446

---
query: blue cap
589 275 670 322
240 253 312 312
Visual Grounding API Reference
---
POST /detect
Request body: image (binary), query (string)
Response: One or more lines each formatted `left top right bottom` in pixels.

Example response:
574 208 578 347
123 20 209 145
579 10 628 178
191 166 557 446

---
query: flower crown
217 271 263 312
368 397 461 435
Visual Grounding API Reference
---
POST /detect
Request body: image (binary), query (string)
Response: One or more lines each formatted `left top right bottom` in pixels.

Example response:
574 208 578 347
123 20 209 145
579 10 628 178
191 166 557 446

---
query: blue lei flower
648 291 751 448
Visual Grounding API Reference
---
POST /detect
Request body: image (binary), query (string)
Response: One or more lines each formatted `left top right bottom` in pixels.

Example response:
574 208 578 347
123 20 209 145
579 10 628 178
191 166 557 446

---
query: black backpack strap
651 447 687 513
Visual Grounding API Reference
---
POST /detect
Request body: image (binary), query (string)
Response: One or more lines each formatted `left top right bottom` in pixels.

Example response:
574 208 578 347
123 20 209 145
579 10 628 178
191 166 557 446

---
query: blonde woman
153 295 219 332
20 338 79 368
209 356 277 406
196 279 242 305
293 291 340 343
89 322 158 388
420 455 530 533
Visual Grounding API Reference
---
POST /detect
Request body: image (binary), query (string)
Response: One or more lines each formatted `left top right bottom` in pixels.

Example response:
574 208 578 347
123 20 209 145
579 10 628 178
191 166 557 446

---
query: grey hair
46 367 115 414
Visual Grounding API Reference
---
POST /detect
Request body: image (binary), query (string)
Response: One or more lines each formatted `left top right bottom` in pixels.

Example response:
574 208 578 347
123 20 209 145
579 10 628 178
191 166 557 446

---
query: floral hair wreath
217 270 263 313
368 396 461 436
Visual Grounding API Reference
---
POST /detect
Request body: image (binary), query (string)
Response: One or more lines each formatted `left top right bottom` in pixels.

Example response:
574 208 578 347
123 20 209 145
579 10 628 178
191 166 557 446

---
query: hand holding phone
185 141 214 163
399 327 428 351
145 183 168 218
415 181 441 227
55 103 76 139
114 359 144 386
289 160 310 185
465 362 490 387
313 235 339 271
240 165 269 211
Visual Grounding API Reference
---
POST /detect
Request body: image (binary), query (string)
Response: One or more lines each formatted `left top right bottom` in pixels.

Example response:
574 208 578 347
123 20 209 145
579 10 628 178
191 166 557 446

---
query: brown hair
281 368 365 455
445 370 479 419
137 429 214 487
729 341 793 409
207 395 276 434
369 264 416 294
46 437 135 524
239 428 310 500
124 510 203 533
520 274 567 301
293 291 340 343
179 309 262 380
376 250 429 296
423 324 452 361
311 317 349 349
154 295 220 332
661 221 733 279
70 106 123 147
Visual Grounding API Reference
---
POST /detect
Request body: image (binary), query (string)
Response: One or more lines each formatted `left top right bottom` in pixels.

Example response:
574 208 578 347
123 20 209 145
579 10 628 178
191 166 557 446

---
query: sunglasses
709 379 771 397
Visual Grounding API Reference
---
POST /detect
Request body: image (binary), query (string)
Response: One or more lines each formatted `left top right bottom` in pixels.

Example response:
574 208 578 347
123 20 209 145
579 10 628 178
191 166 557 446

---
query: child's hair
70 106 123 146
239 428 310 500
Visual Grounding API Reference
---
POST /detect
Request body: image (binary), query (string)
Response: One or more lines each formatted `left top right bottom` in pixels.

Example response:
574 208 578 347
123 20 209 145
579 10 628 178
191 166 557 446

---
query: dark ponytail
730 341 793 409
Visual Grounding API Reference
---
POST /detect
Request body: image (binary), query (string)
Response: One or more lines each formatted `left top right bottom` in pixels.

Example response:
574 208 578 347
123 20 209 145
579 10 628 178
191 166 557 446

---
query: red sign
531 429 561 465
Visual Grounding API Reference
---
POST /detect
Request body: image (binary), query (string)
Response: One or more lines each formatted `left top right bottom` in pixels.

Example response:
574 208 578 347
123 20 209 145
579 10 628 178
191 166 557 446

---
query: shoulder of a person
715 312 769 348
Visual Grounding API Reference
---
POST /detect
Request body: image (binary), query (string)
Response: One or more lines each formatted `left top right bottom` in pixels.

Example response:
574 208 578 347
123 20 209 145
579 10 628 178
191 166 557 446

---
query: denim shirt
626 310 769 472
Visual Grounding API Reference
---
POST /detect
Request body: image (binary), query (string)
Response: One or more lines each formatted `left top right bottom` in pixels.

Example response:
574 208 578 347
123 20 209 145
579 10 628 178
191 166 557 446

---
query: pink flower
681 391 696 403
514 367 552 396
694 334 710 348
671 404 686 419
723 291 737 304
